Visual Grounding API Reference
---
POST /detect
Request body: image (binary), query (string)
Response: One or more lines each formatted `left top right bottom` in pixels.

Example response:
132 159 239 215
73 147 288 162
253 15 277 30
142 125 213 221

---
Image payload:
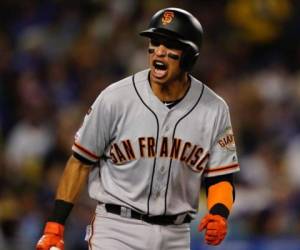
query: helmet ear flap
180 47 199 71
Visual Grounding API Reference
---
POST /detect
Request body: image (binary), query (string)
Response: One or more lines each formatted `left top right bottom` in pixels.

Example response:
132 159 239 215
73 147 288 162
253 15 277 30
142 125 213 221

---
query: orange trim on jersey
88 214 96 250
73 142 99 160
205 163 239 174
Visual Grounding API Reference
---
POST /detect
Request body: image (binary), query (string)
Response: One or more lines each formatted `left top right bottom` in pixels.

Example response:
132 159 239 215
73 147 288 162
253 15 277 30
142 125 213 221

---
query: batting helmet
140 7 203 71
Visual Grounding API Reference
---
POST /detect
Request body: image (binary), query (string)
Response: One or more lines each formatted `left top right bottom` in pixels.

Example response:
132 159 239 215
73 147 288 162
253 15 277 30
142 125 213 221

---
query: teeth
154 60 167 70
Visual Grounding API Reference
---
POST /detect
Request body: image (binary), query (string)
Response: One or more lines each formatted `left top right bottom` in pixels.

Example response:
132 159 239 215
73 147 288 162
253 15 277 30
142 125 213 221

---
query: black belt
104 204 191 225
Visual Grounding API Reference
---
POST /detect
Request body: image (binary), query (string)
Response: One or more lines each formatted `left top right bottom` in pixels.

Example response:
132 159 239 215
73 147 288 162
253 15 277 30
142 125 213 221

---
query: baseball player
36 7 239 250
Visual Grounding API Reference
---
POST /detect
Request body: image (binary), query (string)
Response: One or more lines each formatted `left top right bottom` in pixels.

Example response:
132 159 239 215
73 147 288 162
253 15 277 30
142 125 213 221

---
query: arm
56 155 91 202
198 174 235 246
36 156 91 250
206 174 235 218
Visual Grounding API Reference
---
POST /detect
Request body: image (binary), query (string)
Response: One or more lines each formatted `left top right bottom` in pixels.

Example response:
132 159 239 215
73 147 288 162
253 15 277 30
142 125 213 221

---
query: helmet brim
140 28 199 52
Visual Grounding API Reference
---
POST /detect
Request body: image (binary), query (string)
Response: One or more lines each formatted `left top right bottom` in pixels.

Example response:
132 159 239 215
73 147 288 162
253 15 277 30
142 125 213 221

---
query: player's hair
140 7 203 71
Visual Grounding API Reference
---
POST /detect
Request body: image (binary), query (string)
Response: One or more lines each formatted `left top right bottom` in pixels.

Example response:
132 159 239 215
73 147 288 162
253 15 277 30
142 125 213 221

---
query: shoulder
191 76 229 112
204 85 229 110
94 69 149 105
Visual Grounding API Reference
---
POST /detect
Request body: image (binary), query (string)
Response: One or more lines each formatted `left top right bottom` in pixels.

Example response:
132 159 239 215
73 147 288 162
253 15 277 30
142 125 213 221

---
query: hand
36 222 65 250
198 214 227 246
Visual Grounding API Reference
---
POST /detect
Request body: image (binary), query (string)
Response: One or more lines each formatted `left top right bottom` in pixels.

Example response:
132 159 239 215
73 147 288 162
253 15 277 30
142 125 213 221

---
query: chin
150 74 168 85
150 70 168 83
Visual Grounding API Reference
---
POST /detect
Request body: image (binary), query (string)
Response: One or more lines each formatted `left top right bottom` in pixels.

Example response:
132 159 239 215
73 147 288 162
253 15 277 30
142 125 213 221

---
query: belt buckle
174 214 187 225
120 206 132 218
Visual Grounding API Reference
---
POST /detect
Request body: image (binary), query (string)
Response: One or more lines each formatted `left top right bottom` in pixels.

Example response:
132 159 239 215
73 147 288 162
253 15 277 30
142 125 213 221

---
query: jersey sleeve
205 104 240 177
72 92 111 164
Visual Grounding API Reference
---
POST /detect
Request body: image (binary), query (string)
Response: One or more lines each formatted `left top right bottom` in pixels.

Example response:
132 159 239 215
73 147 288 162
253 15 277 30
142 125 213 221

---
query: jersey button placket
155 191 160 199
150 118 172 213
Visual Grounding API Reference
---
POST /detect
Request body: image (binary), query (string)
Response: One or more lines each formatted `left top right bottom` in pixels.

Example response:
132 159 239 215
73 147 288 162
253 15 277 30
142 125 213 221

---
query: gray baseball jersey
72 69 239 218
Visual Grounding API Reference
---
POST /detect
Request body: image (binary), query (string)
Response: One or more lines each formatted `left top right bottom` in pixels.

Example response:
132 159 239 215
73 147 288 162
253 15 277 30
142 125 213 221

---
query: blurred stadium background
1 0 300 249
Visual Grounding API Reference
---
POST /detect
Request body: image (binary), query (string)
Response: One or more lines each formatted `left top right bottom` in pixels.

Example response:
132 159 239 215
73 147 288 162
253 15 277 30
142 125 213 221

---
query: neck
150 73 190 102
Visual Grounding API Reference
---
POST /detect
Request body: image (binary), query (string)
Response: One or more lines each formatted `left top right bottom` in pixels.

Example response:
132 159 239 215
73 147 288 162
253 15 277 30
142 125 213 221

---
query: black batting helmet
140 7 203 71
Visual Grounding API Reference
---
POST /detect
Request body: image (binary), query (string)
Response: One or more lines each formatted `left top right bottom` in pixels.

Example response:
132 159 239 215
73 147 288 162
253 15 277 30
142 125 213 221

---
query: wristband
48 199 74 225
209 203 229 219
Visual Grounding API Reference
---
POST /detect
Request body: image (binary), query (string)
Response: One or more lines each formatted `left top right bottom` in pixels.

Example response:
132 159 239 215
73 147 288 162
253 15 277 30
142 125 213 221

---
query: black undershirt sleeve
72 151 95 165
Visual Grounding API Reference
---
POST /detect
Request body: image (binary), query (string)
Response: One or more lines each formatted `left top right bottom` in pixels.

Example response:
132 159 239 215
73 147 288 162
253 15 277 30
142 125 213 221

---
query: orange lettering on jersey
185 145 198 163
180 142 192 162
170 138 182 159
218 135 234 147
147 137 156 157
114 143 127 163
122 140 136 160
110 137 208 173
189 147 203 165
195 152 209 171
110 145 118 164
160 137 169 157
217 127 236 151
138 137 146 157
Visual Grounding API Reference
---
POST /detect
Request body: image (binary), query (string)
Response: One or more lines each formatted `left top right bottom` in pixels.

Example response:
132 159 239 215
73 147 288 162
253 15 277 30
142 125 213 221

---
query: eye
150 38 184 51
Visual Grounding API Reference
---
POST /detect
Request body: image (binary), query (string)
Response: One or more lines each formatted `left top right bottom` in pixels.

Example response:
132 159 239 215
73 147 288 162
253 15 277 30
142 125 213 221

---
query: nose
154 45 167 57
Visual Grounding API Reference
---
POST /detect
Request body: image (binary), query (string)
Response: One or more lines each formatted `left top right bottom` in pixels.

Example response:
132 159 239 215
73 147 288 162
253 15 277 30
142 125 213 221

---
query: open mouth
152 60 168 78
153 60 168 70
